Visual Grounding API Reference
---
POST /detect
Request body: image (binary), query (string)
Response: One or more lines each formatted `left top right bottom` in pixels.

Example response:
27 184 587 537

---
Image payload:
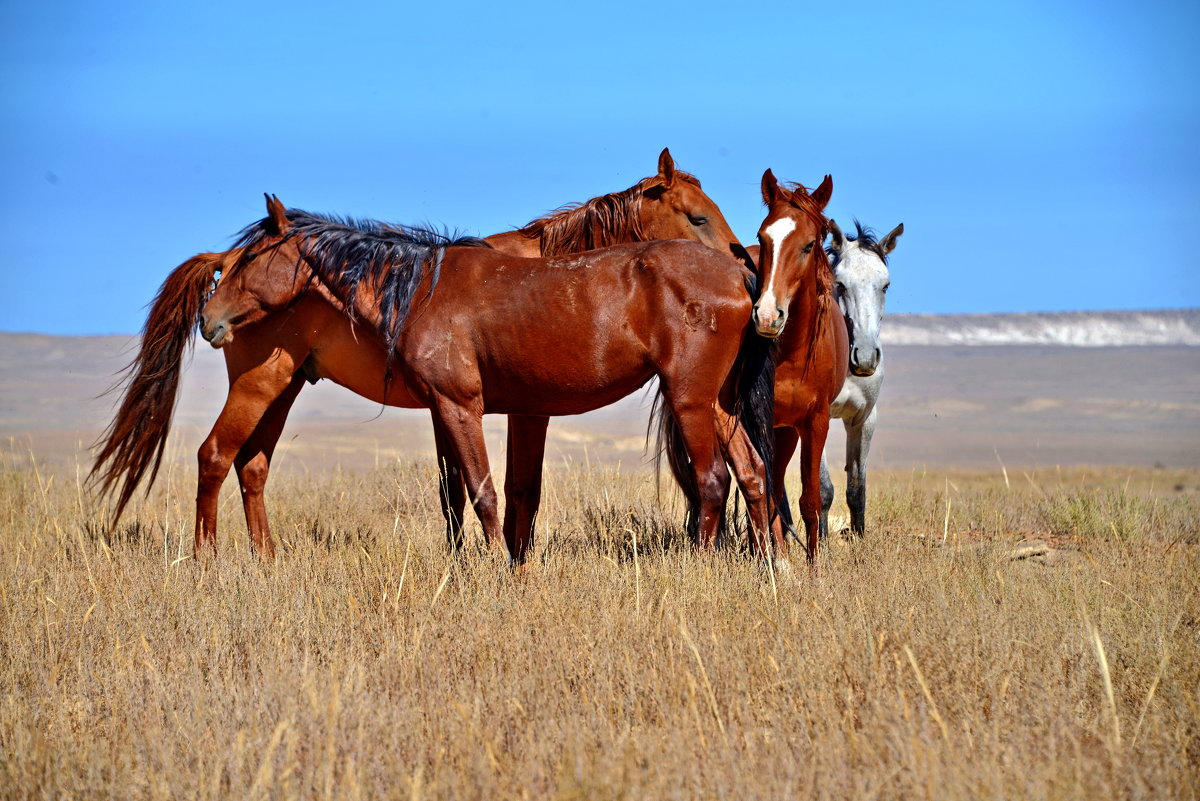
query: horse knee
239 458 270 493
697 460 730 504
846 477 866 507
820 475 835 512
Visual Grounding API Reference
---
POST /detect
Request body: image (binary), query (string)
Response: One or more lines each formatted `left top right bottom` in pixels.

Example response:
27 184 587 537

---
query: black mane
829 218 888 266
232 209 490 355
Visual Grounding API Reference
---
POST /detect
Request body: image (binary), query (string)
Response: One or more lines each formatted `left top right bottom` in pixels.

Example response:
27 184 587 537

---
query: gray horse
819 219 903 538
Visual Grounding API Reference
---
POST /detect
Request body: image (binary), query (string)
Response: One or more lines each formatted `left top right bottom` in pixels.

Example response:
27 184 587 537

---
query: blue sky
2 0 1197 335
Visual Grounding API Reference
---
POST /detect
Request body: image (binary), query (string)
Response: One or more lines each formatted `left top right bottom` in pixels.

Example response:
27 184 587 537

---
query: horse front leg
503 415 550 566
432 424 467 552
195 366 298 559
798 413 831 564
770 427 800 555
845 406 877 537
819 450 835 542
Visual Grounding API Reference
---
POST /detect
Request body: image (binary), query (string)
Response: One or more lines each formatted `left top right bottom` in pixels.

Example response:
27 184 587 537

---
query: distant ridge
883 309 1200 346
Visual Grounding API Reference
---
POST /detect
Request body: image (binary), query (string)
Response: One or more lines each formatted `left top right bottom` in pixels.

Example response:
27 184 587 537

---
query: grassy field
1 447 1198 799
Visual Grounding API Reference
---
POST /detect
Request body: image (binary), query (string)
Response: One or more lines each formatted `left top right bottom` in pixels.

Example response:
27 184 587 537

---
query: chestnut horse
659 171 847 565
91 151 753 561
92 197 774 563
207 200 775 561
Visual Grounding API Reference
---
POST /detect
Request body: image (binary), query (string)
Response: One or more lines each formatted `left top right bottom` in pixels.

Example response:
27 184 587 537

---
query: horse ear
880 222 904 255
811 175 833 210
657 147 675 188
264 193 290 235
828 218 845 253
761 169 779 205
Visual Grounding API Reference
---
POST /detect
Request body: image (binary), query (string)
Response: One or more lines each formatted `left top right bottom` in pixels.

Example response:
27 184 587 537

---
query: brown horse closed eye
91 151 756 562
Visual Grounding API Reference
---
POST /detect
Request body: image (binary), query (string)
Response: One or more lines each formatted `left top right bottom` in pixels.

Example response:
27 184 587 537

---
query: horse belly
310 326 424 409
478 326 653 416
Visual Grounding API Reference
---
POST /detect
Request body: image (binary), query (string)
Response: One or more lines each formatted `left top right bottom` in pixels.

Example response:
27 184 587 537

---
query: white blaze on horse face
756 216 796 326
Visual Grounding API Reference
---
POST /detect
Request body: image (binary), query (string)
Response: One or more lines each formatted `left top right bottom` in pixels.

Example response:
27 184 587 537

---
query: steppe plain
1 321 1197 800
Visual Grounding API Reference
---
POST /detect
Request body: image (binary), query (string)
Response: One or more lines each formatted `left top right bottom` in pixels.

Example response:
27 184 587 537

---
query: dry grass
1 445 1198 800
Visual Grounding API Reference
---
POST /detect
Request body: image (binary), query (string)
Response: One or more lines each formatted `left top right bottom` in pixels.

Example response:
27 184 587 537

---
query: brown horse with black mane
660 171 847 566
99 198 775 562
91 151 757 563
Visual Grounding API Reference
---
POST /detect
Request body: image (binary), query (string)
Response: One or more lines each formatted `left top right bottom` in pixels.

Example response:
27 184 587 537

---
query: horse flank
517 172 703 256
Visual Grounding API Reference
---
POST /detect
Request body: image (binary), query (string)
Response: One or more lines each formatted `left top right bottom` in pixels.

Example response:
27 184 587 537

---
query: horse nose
753 304 786 337
200 316 230 346
850 346 880 376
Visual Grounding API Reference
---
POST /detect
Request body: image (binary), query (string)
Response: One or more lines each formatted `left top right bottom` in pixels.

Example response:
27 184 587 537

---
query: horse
92 195 778 564
818 219 903 538
657 171 845 566
91 150 753 561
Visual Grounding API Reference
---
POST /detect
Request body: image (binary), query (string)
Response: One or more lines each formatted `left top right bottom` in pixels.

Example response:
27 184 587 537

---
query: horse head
638 148 751 266
200 194 303 348
752 170 833 338
828 219 903 376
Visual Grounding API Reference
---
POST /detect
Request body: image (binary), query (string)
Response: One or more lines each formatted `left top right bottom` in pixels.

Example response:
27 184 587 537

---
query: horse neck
520 187 642 255
777 266 835 361
485 229 542 257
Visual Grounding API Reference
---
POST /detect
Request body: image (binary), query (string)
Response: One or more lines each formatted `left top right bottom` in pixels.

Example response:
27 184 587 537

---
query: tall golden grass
1 446 1197 800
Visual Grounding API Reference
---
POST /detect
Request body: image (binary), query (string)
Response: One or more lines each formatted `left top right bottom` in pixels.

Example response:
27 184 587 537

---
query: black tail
650 328 776 544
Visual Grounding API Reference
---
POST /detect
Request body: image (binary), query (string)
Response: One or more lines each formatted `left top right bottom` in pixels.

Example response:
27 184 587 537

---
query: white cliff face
882 309 1200 346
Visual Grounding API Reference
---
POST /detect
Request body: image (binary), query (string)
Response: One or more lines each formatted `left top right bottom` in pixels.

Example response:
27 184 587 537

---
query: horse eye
883 283 890 292
688 214 708 226
803 241 815 254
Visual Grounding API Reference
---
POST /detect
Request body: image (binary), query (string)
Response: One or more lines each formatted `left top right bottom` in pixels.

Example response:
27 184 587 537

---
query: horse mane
231 210 490 355
516 171 703 256
828 219 888 266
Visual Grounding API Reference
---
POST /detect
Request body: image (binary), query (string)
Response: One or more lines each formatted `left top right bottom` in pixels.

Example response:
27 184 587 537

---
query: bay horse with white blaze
91 151 757 562
661 171 847 566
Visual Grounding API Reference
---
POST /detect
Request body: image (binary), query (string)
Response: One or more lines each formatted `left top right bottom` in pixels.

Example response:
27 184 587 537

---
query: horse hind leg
233 373 306 559
428 398 504 559
194 357 301 558
670 404 730 551
502 415 550 566
714 408 774 558
432 424 467 552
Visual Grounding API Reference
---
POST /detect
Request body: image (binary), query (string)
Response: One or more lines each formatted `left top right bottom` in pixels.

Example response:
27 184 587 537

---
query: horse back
398 240 754 414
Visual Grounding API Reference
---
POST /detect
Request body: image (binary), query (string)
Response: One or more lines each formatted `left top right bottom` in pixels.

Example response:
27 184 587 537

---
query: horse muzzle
753 305 787 339
201 318 233 348
849 346 880 376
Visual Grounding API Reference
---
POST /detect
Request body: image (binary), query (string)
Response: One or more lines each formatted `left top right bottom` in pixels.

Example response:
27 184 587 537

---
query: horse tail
649 391 699 539
90 252 223 523
650 329 776 543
